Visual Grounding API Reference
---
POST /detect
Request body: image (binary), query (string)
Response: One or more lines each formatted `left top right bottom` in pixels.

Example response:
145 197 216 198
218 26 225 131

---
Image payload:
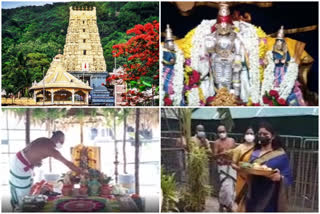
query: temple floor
1 185 159 212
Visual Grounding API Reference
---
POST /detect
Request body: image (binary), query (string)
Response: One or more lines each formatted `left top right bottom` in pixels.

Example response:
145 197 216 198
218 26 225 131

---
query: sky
2 1 55 9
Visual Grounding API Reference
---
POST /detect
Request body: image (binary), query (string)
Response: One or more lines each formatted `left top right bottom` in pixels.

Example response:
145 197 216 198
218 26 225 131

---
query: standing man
9 131 83 211
191 124 211 151
177 124 211 151
213 124 237 212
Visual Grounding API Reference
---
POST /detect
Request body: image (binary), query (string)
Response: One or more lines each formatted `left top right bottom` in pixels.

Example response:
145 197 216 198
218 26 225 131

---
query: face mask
56 142 63 149
258 136 271 146
219 133 227 139
197 131 206 139
244 134 255 143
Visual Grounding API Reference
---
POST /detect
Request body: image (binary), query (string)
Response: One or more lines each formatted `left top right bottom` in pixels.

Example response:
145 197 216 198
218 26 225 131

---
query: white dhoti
9 151 33 210
218 165 236 210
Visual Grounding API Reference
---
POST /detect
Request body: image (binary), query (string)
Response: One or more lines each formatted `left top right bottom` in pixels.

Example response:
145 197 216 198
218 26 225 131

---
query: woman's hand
267 169 282 181
231 163 240 171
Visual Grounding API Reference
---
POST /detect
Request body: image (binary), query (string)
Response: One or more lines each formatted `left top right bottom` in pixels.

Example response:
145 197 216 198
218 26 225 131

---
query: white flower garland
160 45 185 106
172 44 185 106
186 19 216 106
188 20 261 104
261 50 298 103
187 87 200 106
191 19 216 75
235 21 261 103
160 46 164 106
260 51 275 104
279 58 298 99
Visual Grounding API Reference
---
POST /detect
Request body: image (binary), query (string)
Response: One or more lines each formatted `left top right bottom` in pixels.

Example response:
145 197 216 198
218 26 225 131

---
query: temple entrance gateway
64 6 114 105
29 6 114 106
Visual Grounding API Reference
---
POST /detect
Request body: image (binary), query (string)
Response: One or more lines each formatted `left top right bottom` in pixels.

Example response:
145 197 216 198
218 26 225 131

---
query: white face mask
219 133 227 139
197 131 206 138
56 142 63 149
244 134 255 143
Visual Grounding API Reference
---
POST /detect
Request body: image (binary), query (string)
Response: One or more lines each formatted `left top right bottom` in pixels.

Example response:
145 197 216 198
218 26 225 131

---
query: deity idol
162 25 176 98
203 4 245 98
162 3 313 106
262 26 306 105
161 25 184 106
163 3 261 106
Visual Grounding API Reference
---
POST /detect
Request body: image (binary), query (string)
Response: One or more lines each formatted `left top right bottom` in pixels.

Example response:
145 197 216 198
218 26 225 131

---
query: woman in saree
239 122 293 212
219 123 293 212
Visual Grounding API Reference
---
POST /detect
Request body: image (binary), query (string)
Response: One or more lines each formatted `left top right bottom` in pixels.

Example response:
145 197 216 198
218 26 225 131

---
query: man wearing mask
213 124 237 212
191 124 211 150
9 131 83 210
177 124 211 152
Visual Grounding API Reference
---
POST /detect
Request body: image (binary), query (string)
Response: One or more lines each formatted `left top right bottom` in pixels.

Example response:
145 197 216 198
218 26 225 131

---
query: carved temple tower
63 6 114 105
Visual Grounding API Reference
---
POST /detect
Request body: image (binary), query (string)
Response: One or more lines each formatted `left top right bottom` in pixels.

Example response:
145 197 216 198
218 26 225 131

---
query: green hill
2 2 159 96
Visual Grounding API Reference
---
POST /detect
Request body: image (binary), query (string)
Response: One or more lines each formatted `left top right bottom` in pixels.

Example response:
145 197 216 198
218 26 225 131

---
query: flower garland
186 87 201 106
279 57 299 99
160 46 165 106
172 44 185 105
160 44 185 106
180 20 216 106
234 21 261 103
260 51 275 104
260 50 299 104
169 19 267 106
256 27 268 83
190 20 216 77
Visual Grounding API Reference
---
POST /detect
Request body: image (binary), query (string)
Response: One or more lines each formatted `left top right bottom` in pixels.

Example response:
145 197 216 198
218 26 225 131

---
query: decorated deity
262 26 306 105
161 3 313 106
203 4 245 98
161 25 184 106
164 3 262 106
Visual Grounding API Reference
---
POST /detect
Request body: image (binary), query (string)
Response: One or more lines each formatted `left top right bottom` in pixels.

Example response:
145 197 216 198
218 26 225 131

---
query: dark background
161 115 319 137
161 2 318 93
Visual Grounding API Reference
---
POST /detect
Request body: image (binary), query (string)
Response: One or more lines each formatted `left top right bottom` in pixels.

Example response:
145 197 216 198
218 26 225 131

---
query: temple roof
30 55 92 91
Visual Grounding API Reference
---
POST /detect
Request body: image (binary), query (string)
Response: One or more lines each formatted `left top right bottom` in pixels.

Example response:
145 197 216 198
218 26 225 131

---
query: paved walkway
204 196 220 212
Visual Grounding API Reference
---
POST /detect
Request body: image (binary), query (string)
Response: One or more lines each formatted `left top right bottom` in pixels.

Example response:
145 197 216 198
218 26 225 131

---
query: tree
122 109 130 174
135 108 140 194
106 20 159 106
217 108 234 132
2 2 159 95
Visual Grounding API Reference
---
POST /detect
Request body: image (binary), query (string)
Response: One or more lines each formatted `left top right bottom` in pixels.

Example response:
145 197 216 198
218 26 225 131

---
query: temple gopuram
30 6 114 106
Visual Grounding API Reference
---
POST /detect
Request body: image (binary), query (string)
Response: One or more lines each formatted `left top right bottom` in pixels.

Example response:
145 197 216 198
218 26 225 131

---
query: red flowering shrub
106 21 159 106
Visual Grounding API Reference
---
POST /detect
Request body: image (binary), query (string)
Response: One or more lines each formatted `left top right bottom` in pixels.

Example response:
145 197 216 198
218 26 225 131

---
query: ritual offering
22 195 48 212
79 175 89 196
57 144 113 198
55 198 106 212
239 162 276 176
100 174 112 197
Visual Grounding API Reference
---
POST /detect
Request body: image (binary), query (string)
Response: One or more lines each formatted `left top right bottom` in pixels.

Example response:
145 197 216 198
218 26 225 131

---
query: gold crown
218 3 230 16
165 24 174 41
276 26 285 39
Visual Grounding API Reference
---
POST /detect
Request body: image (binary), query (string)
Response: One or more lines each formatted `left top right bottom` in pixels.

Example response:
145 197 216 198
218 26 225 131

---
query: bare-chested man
213 124 237 212
9 131 82 210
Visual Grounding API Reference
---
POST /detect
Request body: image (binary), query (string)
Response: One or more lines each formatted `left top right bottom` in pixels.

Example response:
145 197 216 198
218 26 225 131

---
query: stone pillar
51 89 54 104
34 92 37 103
86 91 89 104
72 89 75 104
